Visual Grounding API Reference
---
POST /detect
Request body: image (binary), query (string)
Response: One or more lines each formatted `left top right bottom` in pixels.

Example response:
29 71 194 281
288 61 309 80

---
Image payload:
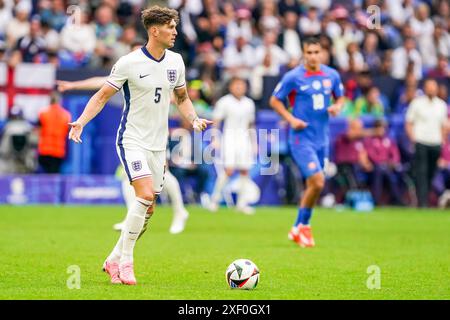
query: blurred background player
67 6 212 285
270 37 345 248
207 77 259 214
57 47 190 235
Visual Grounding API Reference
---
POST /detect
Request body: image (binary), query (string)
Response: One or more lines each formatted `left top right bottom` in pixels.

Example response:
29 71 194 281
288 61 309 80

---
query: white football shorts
116 144 166 194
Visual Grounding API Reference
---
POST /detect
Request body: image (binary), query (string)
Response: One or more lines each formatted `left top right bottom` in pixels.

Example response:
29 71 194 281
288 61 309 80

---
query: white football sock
211 172 229 204
108 229 125 263
122 178 135 210
120 197 152 264
237 175 252 208
164 170 185 213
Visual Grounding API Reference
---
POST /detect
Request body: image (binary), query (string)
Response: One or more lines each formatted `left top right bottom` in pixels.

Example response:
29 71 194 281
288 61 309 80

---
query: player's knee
136 191 155 204
310 175 325 191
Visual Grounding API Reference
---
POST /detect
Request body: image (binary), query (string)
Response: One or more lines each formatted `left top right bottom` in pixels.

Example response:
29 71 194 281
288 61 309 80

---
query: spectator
364 119 404 205
187 80 212 119
37 92 71 174
342 86 385 118
60 10 97 67
93 4 122 67
391 37 423 81
299 5 321 36
195 12 225 46
41 20 59 53
327 6 363 66
171 0 198 63
39 0 67 32
226 7 253 44
386 0 414 29
0 0 12 40
395 72 423 114
426 55 450 91
9 18 46 67
361 31 382 73
419 18 450 70
405 78 448 207
308 0 331 14
6 1 31 49
372 50 400 109
222 35 254 81
277 0 301 16
336 41 365 73
258 0 281 34
333 118 373 199
111 24 139 62
278 11 301 65
409 3 435 48
254 31 289 77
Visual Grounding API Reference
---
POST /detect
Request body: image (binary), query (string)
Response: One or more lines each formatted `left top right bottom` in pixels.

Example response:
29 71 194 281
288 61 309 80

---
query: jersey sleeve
331 70 344 98
272 71 297 101
106 56 128 91
175 56 186 89
213 97 226 121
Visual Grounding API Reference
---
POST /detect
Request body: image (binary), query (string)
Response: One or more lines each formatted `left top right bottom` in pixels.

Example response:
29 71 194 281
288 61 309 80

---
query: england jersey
106 47 186 151
213 94 256 169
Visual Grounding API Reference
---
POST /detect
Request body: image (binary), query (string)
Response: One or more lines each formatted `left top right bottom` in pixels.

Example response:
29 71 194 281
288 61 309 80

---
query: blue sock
294 208 313 227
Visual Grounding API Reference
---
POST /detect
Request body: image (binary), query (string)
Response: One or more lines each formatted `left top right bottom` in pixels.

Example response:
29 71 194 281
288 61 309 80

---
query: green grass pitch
0 205 449 300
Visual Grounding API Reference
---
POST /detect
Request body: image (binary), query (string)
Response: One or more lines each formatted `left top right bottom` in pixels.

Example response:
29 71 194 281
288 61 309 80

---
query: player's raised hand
192 117 213 132
327 104 342 117
289 117 308 130
68 121 84 143
56 80 75 93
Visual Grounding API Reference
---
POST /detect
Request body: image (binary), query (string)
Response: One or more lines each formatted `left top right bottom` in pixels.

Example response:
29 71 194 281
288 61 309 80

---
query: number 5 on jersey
154 87 162 103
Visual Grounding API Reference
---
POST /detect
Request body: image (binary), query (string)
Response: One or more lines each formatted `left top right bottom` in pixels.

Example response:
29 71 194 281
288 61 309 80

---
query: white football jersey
213 94 256 168
106 47 186 151
213 94 255 135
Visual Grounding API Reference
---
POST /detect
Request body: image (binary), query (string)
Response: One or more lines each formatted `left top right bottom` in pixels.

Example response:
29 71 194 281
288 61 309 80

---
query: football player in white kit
68 6 212 285
208 77 259 214
57 44 190 235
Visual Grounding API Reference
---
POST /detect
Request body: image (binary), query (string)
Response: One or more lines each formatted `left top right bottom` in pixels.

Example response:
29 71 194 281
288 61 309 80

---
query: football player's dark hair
302 36 321 50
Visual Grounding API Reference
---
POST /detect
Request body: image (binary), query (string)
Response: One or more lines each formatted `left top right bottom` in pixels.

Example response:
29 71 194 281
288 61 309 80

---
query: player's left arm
327 71 346 117
173 86 213 131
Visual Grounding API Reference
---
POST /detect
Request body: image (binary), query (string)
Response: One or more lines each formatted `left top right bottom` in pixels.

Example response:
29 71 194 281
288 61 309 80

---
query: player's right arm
57 77 108 92
69 56 128 143
269 72 308 130
68 84 117 143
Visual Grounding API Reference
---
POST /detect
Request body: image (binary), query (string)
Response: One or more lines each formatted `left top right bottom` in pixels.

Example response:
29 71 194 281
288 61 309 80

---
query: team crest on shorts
167 69 177 83
132 161 142 172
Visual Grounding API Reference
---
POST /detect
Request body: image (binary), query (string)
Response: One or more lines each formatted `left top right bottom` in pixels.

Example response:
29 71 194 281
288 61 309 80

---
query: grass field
0 205 449 300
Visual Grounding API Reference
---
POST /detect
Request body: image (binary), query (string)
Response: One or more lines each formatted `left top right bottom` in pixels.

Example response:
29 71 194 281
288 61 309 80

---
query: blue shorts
289 143 328 179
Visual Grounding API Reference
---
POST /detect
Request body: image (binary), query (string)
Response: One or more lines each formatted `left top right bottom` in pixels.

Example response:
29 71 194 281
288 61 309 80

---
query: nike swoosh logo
139 74 150 79
300 85 309 91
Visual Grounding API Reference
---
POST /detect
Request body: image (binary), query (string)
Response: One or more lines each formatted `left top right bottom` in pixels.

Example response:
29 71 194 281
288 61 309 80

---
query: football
225 259 260 290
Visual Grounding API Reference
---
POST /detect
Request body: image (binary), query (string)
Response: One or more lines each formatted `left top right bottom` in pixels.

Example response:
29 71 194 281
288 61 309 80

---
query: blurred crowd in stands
0 0 449 207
